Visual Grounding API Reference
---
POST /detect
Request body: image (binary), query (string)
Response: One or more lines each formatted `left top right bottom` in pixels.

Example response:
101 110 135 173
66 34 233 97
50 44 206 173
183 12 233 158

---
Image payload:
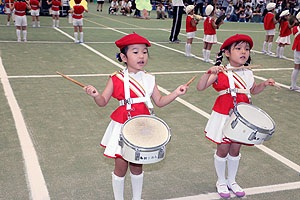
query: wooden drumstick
185 75 198 86
207 65 260 74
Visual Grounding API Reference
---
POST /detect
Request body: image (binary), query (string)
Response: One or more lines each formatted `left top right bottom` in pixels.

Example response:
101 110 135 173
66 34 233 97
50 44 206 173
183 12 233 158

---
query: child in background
3 0 15 26
9 0 31 42
262 3 277 55
197 34 275 198
276 10 295 58
68 0 88 43
47 0 62 28
30 0 41 27
185 5 199 57
84 33 188 200
109 0 119 15
291 12 300 91
203 4 223 62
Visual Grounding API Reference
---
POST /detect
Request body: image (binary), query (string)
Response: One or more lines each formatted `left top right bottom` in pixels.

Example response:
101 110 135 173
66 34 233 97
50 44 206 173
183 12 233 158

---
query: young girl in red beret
197 34 275 198
84 33 188 200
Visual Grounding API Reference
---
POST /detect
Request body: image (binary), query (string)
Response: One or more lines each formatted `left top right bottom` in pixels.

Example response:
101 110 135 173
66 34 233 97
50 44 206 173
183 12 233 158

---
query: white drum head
122 116 170 148
237 104 274 130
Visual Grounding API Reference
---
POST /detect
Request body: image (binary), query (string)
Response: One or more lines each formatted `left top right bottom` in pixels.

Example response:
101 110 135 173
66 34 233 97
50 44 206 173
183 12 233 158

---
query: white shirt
171 0 184 7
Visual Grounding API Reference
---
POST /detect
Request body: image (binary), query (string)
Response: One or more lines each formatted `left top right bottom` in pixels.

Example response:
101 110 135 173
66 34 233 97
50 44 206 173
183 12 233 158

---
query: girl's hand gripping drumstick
179 75 198 92
56 71 97 94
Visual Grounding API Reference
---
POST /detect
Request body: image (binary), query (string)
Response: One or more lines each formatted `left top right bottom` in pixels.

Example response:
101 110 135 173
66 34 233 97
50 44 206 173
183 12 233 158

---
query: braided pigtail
244 55 251 66
215 49 224 66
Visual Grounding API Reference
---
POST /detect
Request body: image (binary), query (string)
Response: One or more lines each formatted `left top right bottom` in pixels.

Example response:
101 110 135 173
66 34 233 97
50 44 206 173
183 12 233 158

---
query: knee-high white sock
280 47 285 58
112 172 125 200
262 41 267 52
202 49 207 60
23 30 27 40
276 46 280 57
80 32 83 42
206 50 211 61
185 43 191 56
37 21 40 27
74 32 78 42
16 29 21 40
291 69 299 87
56 20 59 27
227 154 241 185
268 42 272 53
53 19 55 27
214 153 227 184
130 172 144 200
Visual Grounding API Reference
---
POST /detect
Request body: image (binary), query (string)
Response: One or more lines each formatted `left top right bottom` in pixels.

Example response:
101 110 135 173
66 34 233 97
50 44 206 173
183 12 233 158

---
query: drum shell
120 115 171 164
223 103 275 145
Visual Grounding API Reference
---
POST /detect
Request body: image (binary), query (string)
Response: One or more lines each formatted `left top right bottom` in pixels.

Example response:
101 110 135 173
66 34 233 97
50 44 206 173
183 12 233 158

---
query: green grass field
1 3 300 200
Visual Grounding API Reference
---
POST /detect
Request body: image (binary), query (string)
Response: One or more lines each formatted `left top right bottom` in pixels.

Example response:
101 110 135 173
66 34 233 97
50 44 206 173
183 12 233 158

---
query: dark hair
215 41 251 66
116 46 129 62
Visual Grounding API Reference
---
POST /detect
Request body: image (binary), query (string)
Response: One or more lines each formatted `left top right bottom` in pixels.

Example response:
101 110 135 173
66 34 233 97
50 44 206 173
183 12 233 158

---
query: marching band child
9 0 31 42
185 5 199 57
83 33 188 200
30 0 41 27
291 12 300 91
275 10 295 58
196 34 275 198
68 0 88 43
47 0 62 28
3 0 15 26
262 2 277 55
203 4 223 62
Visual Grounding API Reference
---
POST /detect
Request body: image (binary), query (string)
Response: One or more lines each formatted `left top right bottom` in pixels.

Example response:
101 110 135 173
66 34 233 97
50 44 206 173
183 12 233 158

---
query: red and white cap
115 33 151 50
220 34 253 51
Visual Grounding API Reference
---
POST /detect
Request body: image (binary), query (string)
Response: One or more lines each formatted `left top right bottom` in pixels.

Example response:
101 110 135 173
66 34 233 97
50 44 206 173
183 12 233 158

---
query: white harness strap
218 88 250 96
227 70 237 97
295 26 300 38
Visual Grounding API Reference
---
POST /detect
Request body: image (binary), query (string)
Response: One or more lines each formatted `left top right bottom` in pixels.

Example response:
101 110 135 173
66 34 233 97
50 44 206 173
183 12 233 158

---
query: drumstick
207 65 260 74
185 75 198 86
56 71 86 87
271 83 281 89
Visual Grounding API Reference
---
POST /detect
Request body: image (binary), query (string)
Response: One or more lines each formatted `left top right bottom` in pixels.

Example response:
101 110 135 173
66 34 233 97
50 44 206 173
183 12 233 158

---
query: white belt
218 88 250 96
32 5 38 7
73 13 82 16
15 10 25 13
52 5 59 8
119 96 150 106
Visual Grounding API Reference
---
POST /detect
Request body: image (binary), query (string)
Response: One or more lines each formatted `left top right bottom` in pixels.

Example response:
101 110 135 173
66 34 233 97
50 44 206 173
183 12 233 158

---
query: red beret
220 34 253 51
115 33 151 50
75 0 81 4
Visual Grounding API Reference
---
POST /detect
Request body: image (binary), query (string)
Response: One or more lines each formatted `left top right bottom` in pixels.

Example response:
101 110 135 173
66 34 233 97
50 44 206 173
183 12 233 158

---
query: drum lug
231 118 238 129
135 150 140 161
248 131 257 141
158 147 165 159
119 137 124 148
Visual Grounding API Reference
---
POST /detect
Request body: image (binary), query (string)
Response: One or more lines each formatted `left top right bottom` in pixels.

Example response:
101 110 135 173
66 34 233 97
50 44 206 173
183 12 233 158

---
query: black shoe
101 9 102 12
97 9 99 12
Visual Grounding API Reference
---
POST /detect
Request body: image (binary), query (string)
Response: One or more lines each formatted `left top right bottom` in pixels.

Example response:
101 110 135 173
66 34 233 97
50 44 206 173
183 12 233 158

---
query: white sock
185 43 191 56
227 154 241 184
23 30 27 40
56 20 59 27
112 172 125 200
262 41 267 52
268 42 272 53
130 172 144 200
37 21 40 27
206 50 211 61
202 49 207 60
276 46 280 57
16 29 21 40
214 153 227 184
291 69 299 88
32 21 36 27
53 20 55 27
74 32 78 42
80 32 83 42
280 47 285 58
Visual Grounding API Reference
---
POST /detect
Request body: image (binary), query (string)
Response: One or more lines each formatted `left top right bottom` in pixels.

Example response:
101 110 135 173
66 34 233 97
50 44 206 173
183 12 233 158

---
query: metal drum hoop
121 115 171 152
233 103 275 134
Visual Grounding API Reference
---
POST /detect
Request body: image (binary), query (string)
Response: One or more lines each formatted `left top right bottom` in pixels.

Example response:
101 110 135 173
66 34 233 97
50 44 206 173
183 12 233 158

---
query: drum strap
122 68 154 111
218 88 250 96
295 26 300 38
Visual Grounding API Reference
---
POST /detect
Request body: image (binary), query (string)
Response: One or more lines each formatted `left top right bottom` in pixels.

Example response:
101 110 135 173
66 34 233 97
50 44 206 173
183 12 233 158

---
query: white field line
0 57 50 200
55 26 300 172
52 25 300 199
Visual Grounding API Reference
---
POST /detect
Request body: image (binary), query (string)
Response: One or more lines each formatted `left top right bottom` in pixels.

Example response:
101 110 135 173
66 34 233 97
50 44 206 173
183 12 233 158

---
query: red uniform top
212 72 250 115
186 15 197 33
72 5 84 19
30 0 40 10
51 0 61 11
14 1 27 16
204 17 216 35
110 72 150 124
292 26 300 51
5 0 14 8
279 21 292 37
264 12 275 30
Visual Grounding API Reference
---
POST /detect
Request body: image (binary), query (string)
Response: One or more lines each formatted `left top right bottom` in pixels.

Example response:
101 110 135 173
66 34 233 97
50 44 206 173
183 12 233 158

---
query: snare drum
120 115 171 164
223 103 275 145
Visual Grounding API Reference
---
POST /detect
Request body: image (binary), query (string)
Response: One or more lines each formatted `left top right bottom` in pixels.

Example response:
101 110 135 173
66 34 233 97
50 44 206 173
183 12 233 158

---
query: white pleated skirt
203 34 217 44
276 35 291 45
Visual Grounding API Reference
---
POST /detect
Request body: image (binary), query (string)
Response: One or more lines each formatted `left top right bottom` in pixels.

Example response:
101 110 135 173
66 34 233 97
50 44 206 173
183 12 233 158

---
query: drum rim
234 103 275 134
121 115 171 151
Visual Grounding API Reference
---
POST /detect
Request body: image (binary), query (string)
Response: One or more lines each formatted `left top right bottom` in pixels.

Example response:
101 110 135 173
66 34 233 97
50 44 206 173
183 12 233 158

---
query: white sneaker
262 50 267 54
17 38 21 42
290 86 300 91
33 24 36 27
267 52 274 55
216 182 230 198
7 22 10 26
23 39 27 42
227 182 245 197
74 40 79 43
